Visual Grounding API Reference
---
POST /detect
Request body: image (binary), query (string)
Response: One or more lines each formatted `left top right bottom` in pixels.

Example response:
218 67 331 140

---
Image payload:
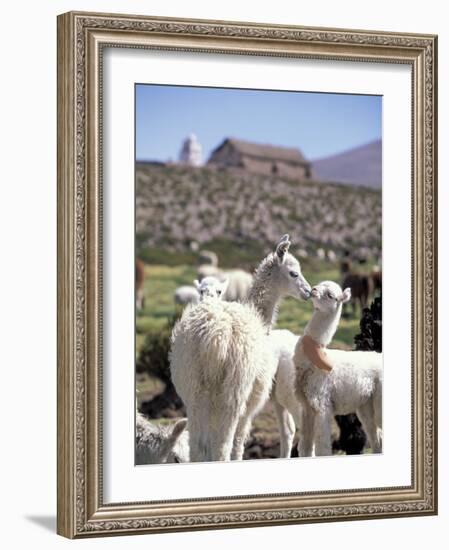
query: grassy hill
136 163 381 266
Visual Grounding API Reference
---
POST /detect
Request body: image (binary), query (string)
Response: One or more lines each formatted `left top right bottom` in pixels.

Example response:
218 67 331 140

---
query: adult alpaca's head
249 234 311 328
271 234 312 301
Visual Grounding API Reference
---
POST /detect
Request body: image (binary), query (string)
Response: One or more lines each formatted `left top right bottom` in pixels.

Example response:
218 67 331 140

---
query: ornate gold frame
57 11 438 538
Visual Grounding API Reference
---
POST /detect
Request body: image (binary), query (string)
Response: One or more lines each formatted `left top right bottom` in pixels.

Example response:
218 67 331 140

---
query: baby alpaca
136 413 189 464
294 281 382 457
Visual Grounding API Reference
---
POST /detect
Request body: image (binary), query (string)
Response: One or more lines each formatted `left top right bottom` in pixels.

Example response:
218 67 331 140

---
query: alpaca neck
248 283 281 329
304 306 342 347
247 256 282 329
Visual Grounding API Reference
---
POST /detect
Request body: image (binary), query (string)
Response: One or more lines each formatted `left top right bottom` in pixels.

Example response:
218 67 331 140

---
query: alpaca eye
326 292 335 299
289 271 299 278
217 290 222 295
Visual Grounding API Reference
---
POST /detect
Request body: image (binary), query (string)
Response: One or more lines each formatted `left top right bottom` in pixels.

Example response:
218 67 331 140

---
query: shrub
354 296 382 352
334 295 382 454
136 314 178 385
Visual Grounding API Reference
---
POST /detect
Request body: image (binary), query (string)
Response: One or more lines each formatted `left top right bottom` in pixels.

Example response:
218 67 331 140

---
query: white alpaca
174 285 200 306
197 264 222 281
294 281 383 457
198 250 218 267
269 329 303 458
194 276 228 300
196 267 252 302
136 413 189 464
223 269 253 302
170 235 311 463
195 279 299 458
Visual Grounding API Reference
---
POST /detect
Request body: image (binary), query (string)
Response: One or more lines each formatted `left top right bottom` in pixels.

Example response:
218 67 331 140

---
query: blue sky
135 84 382 162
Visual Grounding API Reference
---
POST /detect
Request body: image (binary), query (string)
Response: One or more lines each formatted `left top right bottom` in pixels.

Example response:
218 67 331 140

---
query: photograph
134 84 383 465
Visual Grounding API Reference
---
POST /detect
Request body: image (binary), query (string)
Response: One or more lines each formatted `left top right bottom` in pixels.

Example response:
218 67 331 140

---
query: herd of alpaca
137 235 383 464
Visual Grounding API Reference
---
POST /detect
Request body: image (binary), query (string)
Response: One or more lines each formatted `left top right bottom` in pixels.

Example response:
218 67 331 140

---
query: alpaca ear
340 287 351 303
170 418 188 442
193 279 200 290
276 234 291 261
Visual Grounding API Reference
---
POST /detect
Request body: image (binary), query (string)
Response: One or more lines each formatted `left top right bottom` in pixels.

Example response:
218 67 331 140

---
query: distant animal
326 250 337 263
196 267 252 303
223 269 253 302
136 258 145 311
317 247 326 260
371 266 382 294
197 264 221 281
339 250 352 278
135 413 189 464
198 250 218 267
170 235 311 462
294 281 383 457
194 276 228 300
342 272 373 314
174 285 200 306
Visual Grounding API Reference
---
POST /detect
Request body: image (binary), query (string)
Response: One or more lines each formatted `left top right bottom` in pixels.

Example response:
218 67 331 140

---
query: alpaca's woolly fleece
170 300 278 461
296 348 382 416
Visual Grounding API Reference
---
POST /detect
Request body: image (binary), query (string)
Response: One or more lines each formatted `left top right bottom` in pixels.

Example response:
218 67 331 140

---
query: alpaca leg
357 401 382 453
231 379 272 460
187 398 211 462
209 408 240 462
273 400 295 458
297 405 315 457
313 411 333 456
231 414 254 460
374 381 383 430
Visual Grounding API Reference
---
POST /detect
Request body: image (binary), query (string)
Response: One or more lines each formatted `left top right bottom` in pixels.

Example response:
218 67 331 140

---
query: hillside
136 163 381 262
312 140 382 189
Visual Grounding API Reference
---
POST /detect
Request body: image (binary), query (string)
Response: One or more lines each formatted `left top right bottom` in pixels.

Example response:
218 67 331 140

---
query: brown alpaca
342 272 373 315
136 258 145 311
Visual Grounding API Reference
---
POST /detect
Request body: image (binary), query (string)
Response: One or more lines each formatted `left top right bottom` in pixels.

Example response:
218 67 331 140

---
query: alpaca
294 281 383 457
196 267 252 302
196 279 297 457
135 413 189 464
198 249 218 267
222 269 253 302
194 276 228 300
174 285 200 306
170 235 311 463
136 258 145 311
269 329 302 458
342 271 373 315
197 264 222 282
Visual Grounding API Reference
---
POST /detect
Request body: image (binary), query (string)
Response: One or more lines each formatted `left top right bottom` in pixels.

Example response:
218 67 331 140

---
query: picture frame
57 11 438 538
